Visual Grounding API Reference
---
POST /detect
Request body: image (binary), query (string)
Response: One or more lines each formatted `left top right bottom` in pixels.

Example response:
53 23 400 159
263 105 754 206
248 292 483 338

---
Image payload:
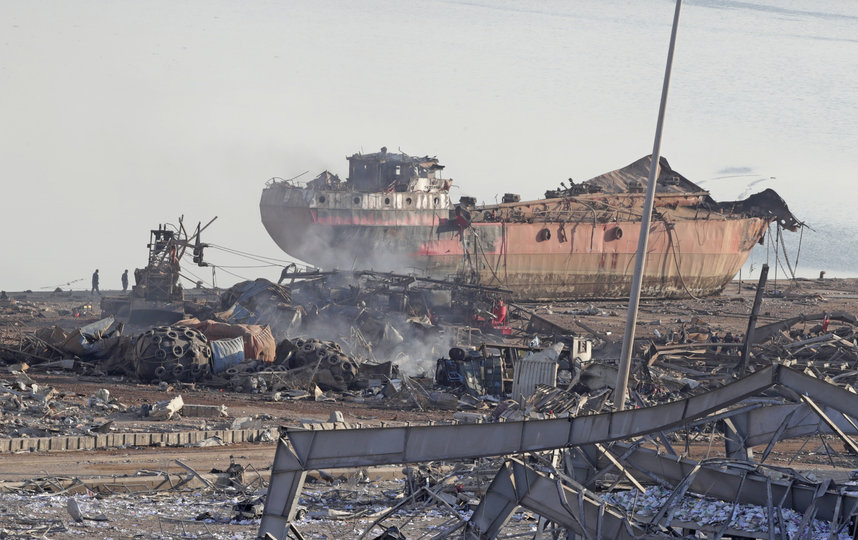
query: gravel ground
0 476 540 539
4 279 858 538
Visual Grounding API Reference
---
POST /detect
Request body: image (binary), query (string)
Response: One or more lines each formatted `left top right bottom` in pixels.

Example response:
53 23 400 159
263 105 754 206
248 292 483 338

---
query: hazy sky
2 0 856 291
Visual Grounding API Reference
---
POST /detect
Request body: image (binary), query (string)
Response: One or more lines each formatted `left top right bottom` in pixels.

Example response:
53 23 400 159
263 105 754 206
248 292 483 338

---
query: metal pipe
615 0 682 410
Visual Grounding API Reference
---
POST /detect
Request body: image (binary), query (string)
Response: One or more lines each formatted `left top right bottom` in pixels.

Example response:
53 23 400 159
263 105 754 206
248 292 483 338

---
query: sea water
2 0 855 289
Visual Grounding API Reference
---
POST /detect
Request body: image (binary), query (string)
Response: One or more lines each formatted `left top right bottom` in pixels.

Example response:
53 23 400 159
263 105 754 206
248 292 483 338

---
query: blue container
210 336 245 373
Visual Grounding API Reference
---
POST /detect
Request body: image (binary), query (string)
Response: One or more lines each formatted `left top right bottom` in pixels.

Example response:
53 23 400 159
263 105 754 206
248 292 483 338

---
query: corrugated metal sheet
511 358 557 401
210 336 245 374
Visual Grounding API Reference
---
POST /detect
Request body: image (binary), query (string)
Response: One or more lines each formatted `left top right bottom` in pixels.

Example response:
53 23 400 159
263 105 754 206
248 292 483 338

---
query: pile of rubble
0 271 523 405
6 271 858 539
260 363 858 539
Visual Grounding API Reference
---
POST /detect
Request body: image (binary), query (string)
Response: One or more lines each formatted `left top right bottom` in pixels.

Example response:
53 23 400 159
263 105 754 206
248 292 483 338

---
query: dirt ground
529 276 858 339
3 277 858 538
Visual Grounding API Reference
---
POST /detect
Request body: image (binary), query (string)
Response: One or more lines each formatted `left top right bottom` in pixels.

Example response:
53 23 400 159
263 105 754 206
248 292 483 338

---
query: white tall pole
614 0 683 411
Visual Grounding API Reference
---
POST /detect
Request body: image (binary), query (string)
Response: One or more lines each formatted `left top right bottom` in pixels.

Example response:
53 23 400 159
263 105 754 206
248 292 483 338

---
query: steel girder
468 459 644 539
258 364 858 538
729 403 858 448
608 443 858 522
290 365 777 468
258 441 307 537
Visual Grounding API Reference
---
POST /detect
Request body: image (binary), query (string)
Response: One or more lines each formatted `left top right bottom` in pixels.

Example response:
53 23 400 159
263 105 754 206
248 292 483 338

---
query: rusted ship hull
261 152 798 301
260 186 449 273
421 218 768 300
261 195 767 300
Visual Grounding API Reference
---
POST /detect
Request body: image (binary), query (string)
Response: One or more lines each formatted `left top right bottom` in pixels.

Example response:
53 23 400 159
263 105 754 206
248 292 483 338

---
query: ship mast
615 0 683 410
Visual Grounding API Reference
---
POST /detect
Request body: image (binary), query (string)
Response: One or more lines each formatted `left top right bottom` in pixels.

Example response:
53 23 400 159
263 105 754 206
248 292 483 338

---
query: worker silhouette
91 269 100 295
121 269 129 292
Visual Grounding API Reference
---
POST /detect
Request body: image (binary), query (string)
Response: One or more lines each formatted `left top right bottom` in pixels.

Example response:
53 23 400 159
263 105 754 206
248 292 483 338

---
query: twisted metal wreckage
259 364 858 539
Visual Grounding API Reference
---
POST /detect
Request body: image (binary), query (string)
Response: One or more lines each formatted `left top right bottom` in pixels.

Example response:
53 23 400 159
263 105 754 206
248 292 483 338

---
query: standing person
708 331 720 353
723 332 735 355
121 269 129 293
91 269 100 295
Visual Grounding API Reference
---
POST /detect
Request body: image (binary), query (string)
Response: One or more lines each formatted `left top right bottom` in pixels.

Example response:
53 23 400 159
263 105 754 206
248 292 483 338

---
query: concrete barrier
0 428 276 454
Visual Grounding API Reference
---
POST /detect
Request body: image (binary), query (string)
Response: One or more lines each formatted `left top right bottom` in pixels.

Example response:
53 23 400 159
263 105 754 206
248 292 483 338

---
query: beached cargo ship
260 148 798 300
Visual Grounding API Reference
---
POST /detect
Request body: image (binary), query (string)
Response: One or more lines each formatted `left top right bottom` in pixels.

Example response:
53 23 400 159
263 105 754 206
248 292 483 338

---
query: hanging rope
777 225 797 283
177 267 213 290
660 216 702 300
792 225 804 276
208 265 253 282
471 226 504 286
206 243 300 265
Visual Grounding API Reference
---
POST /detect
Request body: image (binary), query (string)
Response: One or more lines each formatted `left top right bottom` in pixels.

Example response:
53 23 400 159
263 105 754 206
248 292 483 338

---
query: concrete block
182 404 228 417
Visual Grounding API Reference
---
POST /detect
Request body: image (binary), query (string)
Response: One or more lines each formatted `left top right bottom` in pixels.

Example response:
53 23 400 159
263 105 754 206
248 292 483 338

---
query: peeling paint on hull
260 185 770 300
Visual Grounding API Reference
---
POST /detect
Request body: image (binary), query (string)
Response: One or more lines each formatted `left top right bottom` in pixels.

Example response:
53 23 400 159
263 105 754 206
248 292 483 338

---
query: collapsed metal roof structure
259 364 858 538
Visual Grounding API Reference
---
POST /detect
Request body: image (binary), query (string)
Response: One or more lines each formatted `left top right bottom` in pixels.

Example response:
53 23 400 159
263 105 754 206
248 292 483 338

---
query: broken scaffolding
260 364 858 539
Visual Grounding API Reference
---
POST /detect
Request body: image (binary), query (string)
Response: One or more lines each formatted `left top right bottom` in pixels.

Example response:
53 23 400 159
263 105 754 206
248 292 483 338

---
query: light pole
614 0 683 411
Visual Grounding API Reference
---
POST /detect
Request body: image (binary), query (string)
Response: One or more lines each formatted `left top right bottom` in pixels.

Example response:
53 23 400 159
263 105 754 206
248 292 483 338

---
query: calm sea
285 0 858 280
2 0 855 289
429 0 858 281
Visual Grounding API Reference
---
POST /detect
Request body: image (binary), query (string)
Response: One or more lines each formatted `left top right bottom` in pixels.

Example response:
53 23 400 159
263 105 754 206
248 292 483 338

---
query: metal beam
259 365 858 537
751 311 858 345
778 367 858 426
737 263 768 375
285 365 777 471
730 403 858 448
722 417 754 461
609 443 858 522
258 440 308 539
594 443 646 493
800 394 858 455
466 460 521 538
468 460 644 539
259 366 779 537
258 366 783 537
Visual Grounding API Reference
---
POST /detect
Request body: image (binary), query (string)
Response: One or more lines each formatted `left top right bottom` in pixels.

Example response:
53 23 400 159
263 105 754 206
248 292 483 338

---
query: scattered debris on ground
6 257 858 538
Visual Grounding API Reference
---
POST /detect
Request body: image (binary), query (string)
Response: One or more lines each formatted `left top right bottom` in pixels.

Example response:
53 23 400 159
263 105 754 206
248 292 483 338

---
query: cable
178 267 212 289
777 226 797 282
207 244 297 265
40 278 84 290
181 240 305 287
661 216 702 301
208 247 286 267
209 265 252 282
211 264 282 269
793 225 804 276
472 227 504 287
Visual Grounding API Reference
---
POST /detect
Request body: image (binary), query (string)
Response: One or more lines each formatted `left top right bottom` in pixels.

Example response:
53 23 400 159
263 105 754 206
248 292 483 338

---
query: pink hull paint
312 210 440 227
416 218 768 299
260 153 797 300
261 193 769 299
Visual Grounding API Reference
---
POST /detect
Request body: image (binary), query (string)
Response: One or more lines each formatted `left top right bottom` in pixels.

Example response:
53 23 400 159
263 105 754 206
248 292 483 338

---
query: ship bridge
347 147 450 193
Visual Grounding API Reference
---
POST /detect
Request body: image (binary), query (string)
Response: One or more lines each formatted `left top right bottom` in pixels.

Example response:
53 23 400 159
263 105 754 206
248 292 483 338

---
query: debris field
4 272 858 539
